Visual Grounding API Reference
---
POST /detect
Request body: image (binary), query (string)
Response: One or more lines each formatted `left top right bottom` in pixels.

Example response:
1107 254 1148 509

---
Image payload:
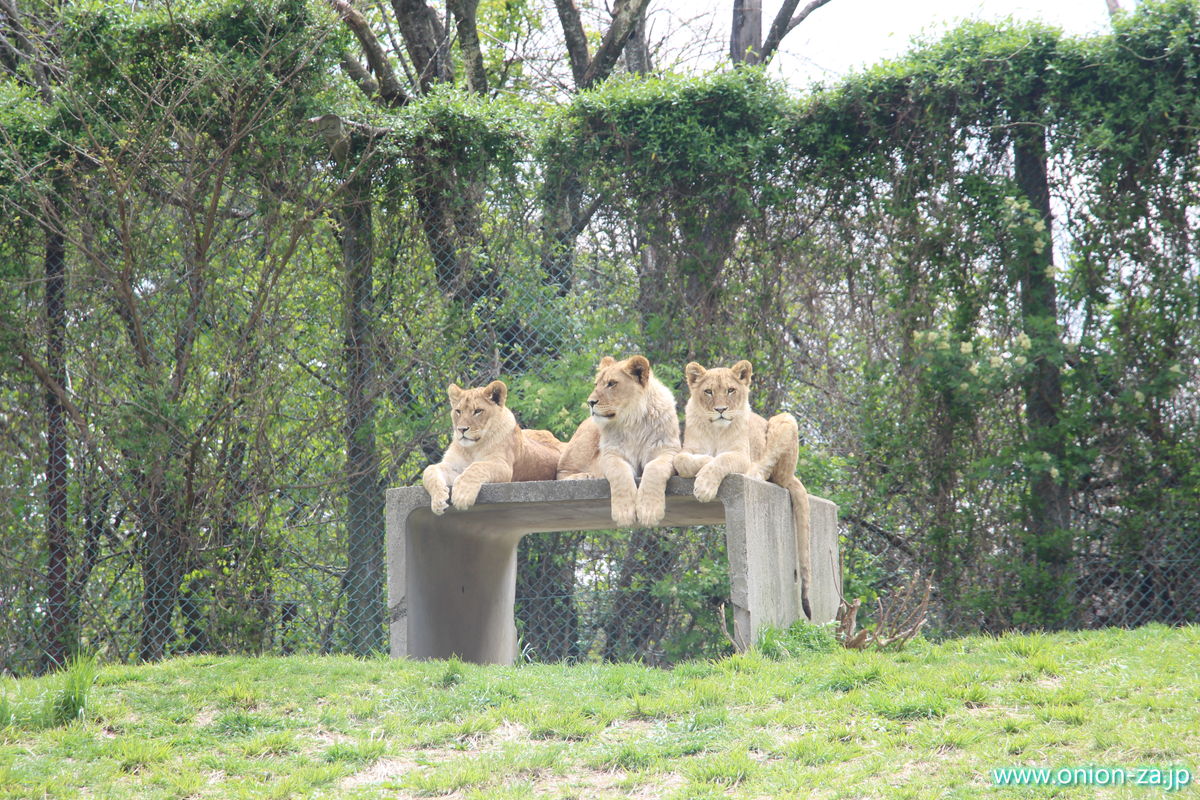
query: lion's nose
588 399 597 408
457 427 469 434
715 406 728 413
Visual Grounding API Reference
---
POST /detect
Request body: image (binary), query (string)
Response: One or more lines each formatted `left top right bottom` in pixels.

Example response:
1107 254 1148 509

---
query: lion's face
685 361 753 426
447 380 509 448
588 356 652 427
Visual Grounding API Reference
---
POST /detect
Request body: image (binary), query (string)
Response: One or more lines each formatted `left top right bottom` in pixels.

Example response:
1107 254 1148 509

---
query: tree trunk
730 0 762 63
41 220 71 671
340 163 384 655
515 533 582 662
601 529 677 662
139 501 185 661
1013 124 1073 627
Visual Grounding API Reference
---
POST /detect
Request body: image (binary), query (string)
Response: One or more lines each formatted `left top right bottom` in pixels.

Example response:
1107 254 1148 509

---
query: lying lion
674 360 813 618
557 355 681 527
422 381 564 514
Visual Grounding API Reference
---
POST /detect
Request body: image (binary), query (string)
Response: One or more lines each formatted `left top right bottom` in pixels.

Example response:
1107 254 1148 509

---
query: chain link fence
3 14 1199 673
4 164 1200 672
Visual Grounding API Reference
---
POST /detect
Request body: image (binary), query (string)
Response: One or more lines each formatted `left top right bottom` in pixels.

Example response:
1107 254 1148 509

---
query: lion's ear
485 380 508 407
626 355 651 386
598 356 616 369
447 383 464 402
731 360 753 386
685 362 706 387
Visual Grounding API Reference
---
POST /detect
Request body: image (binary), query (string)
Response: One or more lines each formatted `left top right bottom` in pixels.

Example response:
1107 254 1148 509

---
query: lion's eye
473 409 482 416
704 389 713 396
728 388 735 394
606 381 617 388
453 409 460 415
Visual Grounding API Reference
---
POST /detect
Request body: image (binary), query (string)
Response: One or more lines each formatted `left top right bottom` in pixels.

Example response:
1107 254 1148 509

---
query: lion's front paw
428 485 450 515
635 490 666 526
693 467 723 504
562 472 596 481
451 480 481 511
611 499 638 528
748 462 773 482
673 453 711 478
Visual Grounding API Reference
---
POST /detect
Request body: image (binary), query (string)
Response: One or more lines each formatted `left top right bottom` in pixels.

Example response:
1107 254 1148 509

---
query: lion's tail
783 475 812 620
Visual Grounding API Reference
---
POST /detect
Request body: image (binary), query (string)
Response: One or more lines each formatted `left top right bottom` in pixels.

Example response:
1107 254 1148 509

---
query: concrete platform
385 475 840 664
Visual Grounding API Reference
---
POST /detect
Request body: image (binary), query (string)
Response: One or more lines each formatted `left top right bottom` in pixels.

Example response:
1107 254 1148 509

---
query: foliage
2 0 1200 671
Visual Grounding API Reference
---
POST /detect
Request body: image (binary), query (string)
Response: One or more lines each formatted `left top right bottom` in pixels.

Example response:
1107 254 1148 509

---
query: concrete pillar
385 475 840 664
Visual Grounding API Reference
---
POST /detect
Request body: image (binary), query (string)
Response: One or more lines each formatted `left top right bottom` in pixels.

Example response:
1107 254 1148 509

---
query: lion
422 380 564 514
673 360 813 618
556 355 681 527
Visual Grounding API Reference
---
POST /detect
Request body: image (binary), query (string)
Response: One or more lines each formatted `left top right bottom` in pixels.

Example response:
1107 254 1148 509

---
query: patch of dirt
193 709 216 727
340 757 423 789
629 771 685 799
312 729 354 746
489 720 527 743
529 768 685 799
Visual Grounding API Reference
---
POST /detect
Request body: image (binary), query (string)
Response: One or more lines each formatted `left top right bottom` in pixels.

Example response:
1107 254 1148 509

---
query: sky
651 0 1119 87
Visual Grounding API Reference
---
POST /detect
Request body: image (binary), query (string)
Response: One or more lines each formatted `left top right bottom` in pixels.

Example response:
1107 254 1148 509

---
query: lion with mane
557 355 681 527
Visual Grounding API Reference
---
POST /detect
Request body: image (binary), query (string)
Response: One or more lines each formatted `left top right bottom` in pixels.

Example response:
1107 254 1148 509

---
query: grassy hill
1 625 1197 799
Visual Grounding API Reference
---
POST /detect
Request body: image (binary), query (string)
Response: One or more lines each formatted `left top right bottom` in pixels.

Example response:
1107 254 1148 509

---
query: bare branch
759 0 835 65
835 571 933 650
391 0 454 91
0 0 54 102
326 0 409 107
718 603 750 652
552 0 590 87
446 0 487 93
844 513 916 557
581 0 653 89
340 51 379 98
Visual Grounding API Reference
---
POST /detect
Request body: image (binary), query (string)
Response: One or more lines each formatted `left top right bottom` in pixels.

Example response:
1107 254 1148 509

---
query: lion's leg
560 471 603 480
451 460 514 511
635 452 676 526
599 452 638 527
673 451 713 478
694 451 752 504
422 463 455 515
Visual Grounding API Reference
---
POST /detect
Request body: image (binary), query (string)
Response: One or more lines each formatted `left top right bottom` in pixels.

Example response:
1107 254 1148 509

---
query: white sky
650 0 1118 87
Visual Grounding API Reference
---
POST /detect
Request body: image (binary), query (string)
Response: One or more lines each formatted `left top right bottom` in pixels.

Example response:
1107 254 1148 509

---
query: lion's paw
451 481 481 511
673 453 711 478
429 486 450 515
749 462 773 482
635 491 666 526
693 470 723 504
611 501 638 528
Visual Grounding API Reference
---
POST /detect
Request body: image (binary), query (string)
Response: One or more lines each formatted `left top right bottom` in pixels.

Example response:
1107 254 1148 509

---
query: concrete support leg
386 476 840 665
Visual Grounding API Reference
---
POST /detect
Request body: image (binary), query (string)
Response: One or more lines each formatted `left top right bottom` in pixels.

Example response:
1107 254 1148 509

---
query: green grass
0 626 1197 798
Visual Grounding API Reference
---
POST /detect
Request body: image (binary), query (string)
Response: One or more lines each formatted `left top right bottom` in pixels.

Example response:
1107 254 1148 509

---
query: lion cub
674 361 813 617
422 381 564 514
557 355 681 527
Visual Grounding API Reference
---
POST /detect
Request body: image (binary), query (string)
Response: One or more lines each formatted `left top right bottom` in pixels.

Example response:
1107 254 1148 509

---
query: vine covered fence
1 0 1198 673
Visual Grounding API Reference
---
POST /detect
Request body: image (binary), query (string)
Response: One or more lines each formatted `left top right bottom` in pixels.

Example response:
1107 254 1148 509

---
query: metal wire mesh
2 132 1198 676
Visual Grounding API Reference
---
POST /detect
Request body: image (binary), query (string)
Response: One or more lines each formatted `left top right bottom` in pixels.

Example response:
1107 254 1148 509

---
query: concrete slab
385 475 840 664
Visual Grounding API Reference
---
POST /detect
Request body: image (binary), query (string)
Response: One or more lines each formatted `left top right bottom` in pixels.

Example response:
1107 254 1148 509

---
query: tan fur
422 380 564 514
674 361 813 618
557 355 681 526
